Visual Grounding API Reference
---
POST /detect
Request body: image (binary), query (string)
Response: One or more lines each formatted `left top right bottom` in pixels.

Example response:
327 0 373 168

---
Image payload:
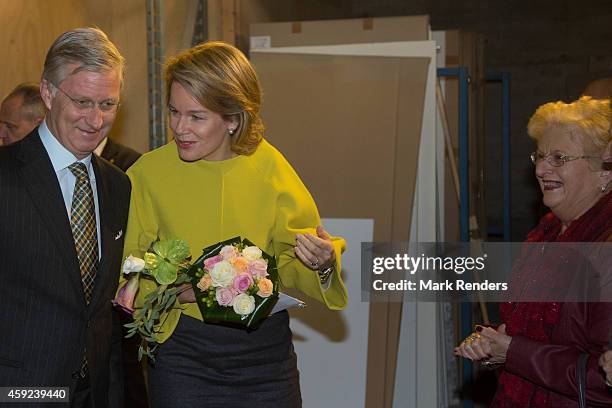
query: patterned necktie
68 162 98 304
69 162 98 378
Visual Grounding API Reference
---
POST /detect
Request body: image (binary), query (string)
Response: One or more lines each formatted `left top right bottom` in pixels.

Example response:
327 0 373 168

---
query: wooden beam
221 0 236 44
208 0 237 45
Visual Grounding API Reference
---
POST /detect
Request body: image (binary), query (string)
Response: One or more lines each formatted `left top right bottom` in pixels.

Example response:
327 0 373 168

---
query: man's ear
40 80 53 111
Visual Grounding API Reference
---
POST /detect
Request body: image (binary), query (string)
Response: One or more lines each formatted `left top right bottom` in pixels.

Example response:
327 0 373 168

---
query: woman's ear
226 115 240 134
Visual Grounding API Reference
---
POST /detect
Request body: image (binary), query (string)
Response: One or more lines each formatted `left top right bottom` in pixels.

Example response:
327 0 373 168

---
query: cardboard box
250 15 430 50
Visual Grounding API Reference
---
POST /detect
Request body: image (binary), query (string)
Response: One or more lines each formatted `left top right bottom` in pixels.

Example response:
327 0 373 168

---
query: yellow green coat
120 139 348 343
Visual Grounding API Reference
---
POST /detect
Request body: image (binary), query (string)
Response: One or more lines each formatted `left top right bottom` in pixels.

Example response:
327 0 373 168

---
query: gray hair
5 82 46 122
42 27 125 86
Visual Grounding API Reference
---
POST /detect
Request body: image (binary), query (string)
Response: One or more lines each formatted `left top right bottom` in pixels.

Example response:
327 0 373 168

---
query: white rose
242 246 262 261
233 293 255 316
122 255 145 274
210 260 236 287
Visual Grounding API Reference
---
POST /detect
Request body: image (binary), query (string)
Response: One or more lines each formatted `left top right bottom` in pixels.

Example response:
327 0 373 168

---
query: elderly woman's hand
454 324 511 367
454 331 493 362
598 350 612 387
295 226 336 270
479 324 511 364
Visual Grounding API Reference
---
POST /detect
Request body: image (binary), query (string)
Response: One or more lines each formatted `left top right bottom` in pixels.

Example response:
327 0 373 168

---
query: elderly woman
455 96 612 407
120 41 347 407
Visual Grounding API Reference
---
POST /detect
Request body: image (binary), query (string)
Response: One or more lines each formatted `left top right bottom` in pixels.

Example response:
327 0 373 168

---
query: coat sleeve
118 167 182 344
269 161 348 310
505 301 612 407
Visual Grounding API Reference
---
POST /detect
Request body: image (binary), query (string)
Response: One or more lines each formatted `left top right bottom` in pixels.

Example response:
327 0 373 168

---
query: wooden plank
221 0 236 44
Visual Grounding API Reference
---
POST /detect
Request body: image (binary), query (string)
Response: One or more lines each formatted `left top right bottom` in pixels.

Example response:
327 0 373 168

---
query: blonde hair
164 41 264 155
527 96 611 155
42 27 125 87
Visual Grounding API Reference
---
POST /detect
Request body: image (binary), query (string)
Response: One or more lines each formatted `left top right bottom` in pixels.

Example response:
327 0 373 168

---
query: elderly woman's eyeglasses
530 151 599 167
53 83 120 114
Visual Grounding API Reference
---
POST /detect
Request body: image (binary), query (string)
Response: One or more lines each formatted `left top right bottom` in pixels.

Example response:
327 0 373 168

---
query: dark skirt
148 311 301 408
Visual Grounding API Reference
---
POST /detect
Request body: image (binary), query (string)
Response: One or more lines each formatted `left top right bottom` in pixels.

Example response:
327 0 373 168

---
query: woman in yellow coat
121 42 347 407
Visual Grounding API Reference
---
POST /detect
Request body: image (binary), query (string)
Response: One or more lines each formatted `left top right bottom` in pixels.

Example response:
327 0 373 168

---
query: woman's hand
454 331 493 362
454 324 511 366
479 324 511 365
177 283 196 304
598 350 612 386
295 226 336 270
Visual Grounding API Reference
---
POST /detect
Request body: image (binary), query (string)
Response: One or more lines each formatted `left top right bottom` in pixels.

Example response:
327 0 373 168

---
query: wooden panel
208 0 238 45
0 0 198 153
88 0 149 153
0 0 88 97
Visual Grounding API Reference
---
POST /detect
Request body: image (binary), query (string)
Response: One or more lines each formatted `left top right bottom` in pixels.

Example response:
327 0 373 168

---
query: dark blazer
100 138 141 172
0 130 130 407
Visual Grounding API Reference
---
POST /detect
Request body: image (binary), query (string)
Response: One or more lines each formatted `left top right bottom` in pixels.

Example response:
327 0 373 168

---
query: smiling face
168 81 237 162
535 129 611 224
40 64 121 159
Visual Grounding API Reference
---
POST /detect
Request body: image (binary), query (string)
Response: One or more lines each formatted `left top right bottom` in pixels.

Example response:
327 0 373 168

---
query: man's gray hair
42 27 125 86
5 82 46 122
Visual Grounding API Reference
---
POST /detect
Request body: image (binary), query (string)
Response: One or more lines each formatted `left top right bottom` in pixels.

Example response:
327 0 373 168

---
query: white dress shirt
38 119 102 259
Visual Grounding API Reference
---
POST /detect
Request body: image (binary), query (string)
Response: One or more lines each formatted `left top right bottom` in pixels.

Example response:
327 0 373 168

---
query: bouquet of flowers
113 237 279 361
189 237 279 328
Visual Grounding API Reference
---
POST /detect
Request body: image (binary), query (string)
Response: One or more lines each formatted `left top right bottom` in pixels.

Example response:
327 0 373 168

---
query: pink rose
204 254 224 271
233 273 254 293
112 275 140 315
248 259 269 279
215 287 236 306
197 274 213 291
220 245 239 260
256 278 274 298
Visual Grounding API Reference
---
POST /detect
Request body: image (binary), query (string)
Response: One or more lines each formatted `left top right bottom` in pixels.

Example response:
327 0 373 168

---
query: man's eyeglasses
52 83 120 114
530 151 599 167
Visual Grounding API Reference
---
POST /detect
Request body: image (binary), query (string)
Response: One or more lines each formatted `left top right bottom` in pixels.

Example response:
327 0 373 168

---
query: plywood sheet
253 52 428 243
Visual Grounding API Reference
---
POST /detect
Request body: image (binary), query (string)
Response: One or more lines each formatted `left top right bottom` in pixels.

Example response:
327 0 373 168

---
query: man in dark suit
97 137 141 171
0 82 46 146
0 28 130 407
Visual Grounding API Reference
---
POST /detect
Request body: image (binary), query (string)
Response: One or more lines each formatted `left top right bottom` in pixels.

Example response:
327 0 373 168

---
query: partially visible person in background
93 136 144 408
583 77 612 100
0 82 45 146
95 136 140 171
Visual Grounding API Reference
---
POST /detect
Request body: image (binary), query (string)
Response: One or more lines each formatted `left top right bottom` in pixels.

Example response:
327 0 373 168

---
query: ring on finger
311 257 319 268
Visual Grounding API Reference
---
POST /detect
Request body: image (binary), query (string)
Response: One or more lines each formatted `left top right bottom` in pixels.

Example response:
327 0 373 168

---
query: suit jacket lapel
89 155 114 309
18 131 85 303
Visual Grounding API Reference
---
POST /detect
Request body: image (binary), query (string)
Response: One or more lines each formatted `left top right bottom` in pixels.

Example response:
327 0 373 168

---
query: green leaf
144 252 161 270
150 260 178 285
153 239 190 265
